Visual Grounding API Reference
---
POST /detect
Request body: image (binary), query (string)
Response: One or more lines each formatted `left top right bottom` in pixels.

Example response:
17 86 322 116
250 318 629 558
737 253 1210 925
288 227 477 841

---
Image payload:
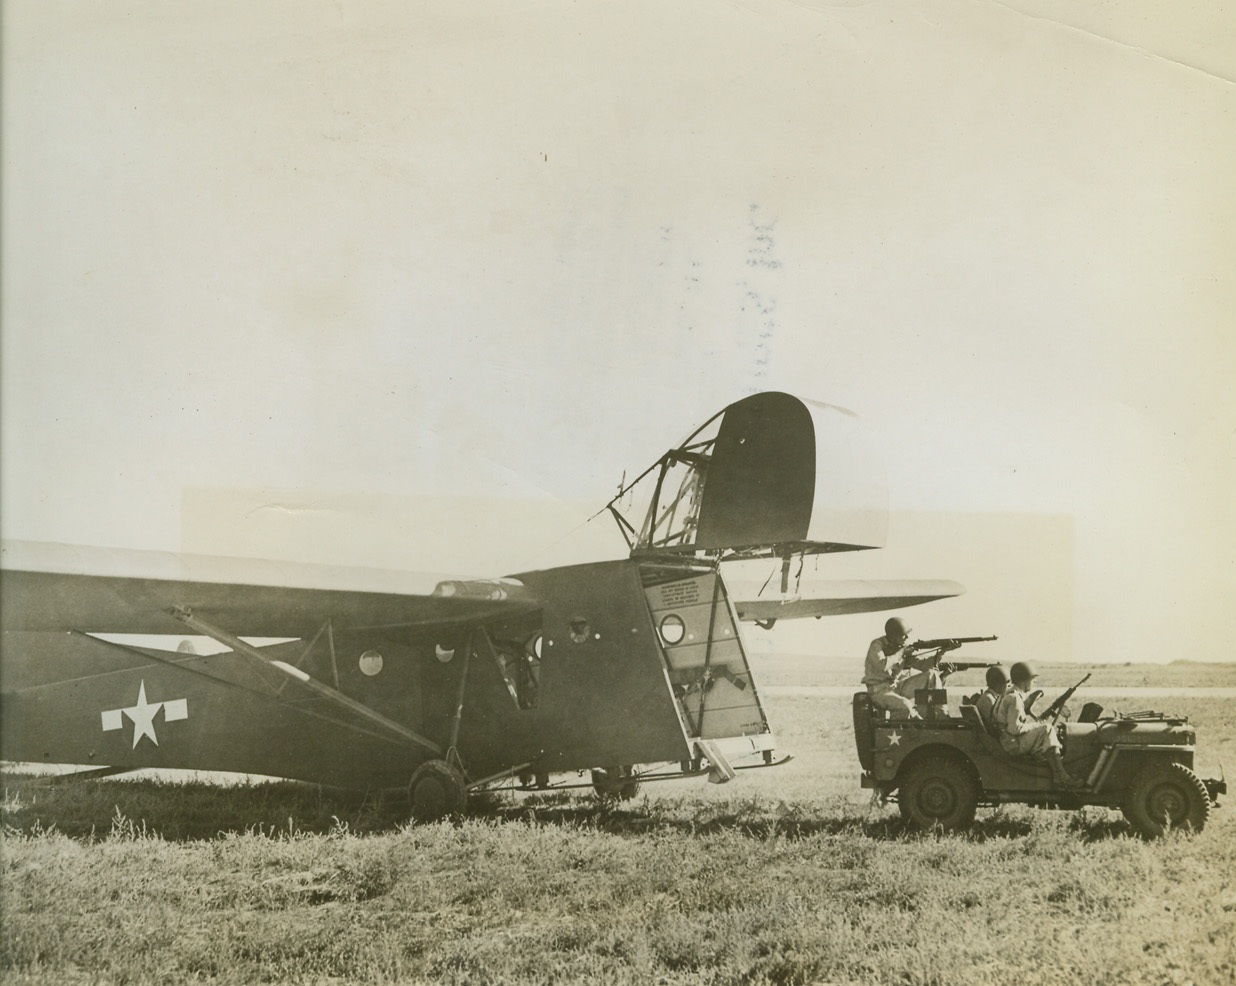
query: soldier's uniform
993 687 1061 757
992 662 1084 788
973 687 1002 733
862 635 918 720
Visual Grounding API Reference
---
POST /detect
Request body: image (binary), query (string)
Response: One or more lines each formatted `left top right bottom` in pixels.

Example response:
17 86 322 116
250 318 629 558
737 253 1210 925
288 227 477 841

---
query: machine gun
1038 672 1090 722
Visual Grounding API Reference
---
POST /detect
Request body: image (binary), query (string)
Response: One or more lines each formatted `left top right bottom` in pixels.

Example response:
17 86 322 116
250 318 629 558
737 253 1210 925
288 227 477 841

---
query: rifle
1039 672 1091 722
906 636 998 657
936 660 999 678
902 636 998 680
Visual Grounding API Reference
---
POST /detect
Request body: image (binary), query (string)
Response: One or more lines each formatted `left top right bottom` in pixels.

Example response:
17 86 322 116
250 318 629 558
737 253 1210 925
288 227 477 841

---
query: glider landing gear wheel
408 760 467 822
897 756 978 832
591 765 640 801
1122 762 1210 838
518 771 551 789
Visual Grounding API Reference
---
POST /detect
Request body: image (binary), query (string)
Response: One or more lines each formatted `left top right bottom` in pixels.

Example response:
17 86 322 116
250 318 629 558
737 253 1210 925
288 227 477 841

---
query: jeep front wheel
1122 762 1210 838
898 756 979 832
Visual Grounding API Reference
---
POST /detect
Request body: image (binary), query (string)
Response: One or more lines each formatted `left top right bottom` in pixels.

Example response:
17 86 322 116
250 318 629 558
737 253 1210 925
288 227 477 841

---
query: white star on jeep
885 730 901 747
100 680 189 749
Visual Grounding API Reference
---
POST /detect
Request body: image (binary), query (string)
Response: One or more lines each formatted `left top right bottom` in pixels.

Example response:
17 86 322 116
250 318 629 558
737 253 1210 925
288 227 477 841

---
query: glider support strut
171 607 442 755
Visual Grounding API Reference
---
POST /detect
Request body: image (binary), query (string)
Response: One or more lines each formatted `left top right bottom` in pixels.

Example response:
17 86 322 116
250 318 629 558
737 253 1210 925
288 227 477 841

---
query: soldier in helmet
862 616 930 720
992 661 1083 788
973 664 1008 734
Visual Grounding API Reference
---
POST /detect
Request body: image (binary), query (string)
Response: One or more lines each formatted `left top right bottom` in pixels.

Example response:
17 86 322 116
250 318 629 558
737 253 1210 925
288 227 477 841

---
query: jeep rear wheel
1122 762 1210 838
898 756 978 832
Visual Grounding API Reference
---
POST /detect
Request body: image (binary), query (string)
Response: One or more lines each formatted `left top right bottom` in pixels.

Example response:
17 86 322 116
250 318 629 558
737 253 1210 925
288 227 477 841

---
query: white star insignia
885 730 902 747
101 680 189 749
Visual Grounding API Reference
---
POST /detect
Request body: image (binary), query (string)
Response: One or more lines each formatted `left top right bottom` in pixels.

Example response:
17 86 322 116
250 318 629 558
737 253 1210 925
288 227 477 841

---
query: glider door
643 571 770 742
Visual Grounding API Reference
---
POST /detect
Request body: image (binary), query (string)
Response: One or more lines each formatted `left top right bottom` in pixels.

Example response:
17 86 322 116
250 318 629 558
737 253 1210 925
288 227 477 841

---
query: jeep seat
960 703 1007 756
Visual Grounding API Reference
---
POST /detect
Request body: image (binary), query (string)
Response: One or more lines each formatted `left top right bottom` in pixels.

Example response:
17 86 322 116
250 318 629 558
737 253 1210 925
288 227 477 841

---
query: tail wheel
408 760 467 822
1122 762 1210 838
591 765 640 800
898 756 979 832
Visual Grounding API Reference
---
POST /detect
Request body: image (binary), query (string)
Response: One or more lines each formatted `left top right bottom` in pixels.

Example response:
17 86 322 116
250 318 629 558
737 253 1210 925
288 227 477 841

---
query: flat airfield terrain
4 658 1235 985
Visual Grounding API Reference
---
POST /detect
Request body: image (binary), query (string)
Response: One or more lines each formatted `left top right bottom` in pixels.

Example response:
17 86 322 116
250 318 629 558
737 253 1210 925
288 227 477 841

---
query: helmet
1010 661 1036 687
985 665 1008 690
885 617 910 639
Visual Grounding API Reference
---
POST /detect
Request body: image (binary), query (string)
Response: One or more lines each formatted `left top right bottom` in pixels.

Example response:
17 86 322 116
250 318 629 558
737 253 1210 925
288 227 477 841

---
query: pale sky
3 1 1233 663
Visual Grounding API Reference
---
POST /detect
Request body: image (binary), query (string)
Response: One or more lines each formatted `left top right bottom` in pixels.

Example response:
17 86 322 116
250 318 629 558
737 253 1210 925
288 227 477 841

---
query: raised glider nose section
567 391 893 781
641 565 772 765
607 391 888 560
511 558 775 780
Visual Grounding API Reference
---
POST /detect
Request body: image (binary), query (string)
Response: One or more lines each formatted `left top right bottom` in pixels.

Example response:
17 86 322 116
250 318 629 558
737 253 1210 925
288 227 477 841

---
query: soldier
993 661 1083 788
862 616 922 720
973 664 1007 733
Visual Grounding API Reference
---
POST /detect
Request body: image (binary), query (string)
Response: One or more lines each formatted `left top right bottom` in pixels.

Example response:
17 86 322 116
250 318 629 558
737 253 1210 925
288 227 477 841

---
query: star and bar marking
101 680 188 748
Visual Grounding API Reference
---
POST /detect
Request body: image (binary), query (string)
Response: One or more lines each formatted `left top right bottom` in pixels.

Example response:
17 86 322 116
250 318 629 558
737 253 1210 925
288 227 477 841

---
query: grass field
4 661 1235 985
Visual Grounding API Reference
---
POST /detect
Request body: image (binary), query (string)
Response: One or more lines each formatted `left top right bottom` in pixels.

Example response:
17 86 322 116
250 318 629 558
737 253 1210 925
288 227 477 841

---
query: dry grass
3 664 1235 985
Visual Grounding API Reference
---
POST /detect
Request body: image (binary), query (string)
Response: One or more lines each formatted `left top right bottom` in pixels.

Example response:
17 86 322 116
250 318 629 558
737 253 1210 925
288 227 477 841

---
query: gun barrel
1041 672 1091 719
910 635 998 650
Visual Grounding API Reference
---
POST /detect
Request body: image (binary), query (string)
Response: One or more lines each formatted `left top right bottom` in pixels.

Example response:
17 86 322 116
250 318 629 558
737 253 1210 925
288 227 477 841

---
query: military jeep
853 685 1226 837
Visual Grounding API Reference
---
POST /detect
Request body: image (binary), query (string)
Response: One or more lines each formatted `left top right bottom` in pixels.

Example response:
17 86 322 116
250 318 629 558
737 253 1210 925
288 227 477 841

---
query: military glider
0 392 961 818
